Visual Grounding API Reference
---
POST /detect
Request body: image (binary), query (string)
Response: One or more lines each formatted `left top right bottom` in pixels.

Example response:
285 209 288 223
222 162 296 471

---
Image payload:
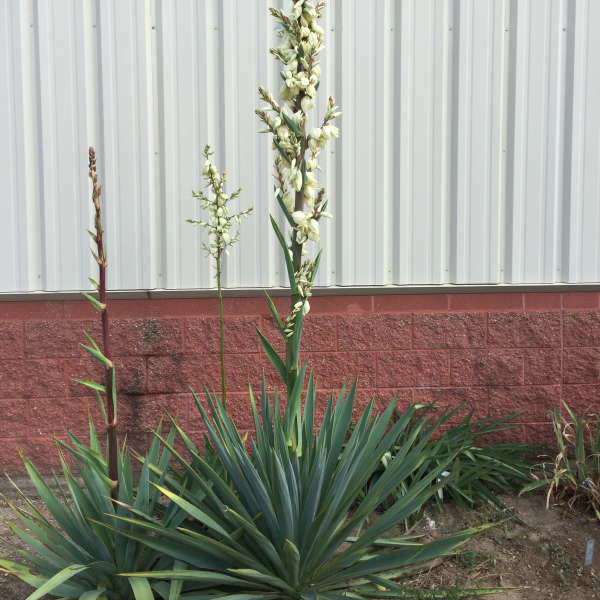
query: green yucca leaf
225 508 285 576
281 111 302 138
151 483 231 539
228 568 296 594
273 139 292 165
82 329 101 351
166 559 186 600
93 390 109 424
80 342 112 368
0 559 83 598
24 563 89 600
256 327 286 381
263 291 285 334
128 576 154 599
81 292 105 312
269 216 297 292
79 589 108 600
124 569 267 587
73 378 106 393
275 192 296 228
110 366 118 419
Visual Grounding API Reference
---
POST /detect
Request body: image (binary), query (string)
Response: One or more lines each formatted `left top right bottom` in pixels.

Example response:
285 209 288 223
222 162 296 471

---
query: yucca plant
368 406 537 517
114 2 502 597
119 372 500 599
521 401 600 520
0 148 187 600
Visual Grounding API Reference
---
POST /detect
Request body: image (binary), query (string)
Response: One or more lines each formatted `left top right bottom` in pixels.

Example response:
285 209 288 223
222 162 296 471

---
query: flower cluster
283 259 318 337
270 1 325 111
188 146 252 258
257 2 340 238
256 0 340 323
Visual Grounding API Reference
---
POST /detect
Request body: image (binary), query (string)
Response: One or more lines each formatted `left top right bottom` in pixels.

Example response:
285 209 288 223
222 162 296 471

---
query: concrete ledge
0 283 599 301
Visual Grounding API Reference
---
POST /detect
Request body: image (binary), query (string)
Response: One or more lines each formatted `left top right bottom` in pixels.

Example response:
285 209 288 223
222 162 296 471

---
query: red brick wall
1 291 598 470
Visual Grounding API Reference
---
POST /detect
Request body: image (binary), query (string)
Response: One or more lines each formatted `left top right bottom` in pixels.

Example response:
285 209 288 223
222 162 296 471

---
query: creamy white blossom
306 157 318 171
292 210 319 243
189 146 252 258
257 1 341 329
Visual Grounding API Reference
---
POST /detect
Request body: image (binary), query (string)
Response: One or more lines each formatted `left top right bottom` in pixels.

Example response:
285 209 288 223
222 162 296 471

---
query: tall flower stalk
188 145 252 408
256 0 340 402
78 146 119 503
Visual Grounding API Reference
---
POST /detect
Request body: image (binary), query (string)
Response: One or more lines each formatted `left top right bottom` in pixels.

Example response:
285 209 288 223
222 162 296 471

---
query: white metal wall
2 0 599 292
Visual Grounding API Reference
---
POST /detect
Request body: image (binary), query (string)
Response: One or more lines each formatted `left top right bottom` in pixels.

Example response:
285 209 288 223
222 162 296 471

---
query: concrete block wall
0 291 598 470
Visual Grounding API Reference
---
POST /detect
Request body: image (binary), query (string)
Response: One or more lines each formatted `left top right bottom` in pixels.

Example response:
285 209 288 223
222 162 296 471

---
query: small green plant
365 405 536 520
521 401 600 520
188 146 252 408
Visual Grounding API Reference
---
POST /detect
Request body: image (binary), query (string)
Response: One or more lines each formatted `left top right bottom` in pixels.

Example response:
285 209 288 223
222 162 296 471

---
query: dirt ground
0 480 598 599
404 494 599 599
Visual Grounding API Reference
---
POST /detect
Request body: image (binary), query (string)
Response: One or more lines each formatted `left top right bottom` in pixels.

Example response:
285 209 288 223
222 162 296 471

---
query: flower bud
282 191 295 212
292 170 303 191
304 187 315 208
292 1 303 20
277 125 290 140
311 22 324 35
307 157 318 171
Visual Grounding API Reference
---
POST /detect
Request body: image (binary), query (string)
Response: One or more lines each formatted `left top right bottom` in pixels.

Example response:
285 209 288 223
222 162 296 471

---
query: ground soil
0 480 597 599
403 494 599 599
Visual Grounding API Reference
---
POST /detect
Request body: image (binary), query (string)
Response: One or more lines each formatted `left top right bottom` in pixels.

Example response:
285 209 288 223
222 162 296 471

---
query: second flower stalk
188 145 253 408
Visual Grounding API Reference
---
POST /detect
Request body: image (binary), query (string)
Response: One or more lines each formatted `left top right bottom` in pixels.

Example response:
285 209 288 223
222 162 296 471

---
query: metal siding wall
1 0 599 292
569 0 600 282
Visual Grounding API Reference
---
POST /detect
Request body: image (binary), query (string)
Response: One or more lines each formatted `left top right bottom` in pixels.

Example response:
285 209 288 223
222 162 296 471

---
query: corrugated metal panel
569 0 600 282
2 0 600 292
